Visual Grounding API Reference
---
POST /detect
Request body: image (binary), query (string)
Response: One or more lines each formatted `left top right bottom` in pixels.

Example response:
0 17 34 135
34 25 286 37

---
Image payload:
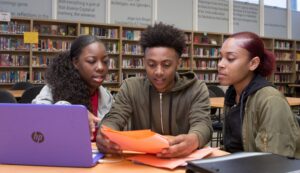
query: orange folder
101 126 169 154
127 147 218 169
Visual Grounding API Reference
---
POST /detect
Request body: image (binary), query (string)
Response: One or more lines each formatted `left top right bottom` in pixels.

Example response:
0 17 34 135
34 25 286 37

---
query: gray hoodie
32 85 114 119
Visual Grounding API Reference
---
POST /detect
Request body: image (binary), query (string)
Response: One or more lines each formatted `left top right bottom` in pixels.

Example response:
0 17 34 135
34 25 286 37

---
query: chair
296 115 300 126
208 85 225 97
11 81 33 90
208 85 225 147
19 85 44 103
0 89 17 103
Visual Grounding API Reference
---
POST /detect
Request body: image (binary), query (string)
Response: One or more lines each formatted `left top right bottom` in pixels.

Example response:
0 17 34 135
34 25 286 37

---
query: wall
0 0 299 39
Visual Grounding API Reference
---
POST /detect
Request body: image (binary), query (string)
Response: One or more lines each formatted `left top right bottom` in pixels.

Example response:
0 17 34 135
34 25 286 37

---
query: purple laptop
0 103 103 167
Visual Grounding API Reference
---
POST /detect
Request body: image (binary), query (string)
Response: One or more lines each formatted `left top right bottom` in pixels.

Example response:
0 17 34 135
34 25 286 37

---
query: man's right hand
96 131 122 154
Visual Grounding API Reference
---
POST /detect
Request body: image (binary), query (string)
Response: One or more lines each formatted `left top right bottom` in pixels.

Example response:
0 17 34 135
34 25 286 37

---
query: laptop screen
0 103 103 167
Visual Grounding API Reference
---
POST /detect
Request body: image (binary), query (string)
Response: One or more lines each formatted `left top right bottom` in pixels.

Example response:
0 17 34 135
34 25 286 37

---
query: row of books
122 44 143 55
274 74 291 83
32 39 72 51
295 63 300 72
0 37 30 50
33 24 77 36
104 42 119 54
32 55 54 67
81 27 118 39
184 33 192 43
276 85 289 95
32 71 45 84
122 59 143 68
194 47 220 58
105 73 119 83
275 64 293 73
122 30 141 41
275 41 292 49
108 58 118 69
196 73 218 83
0 70 28 83
296 53 300 61
179 59 191 69
0 21 30 34
194 35 219 45
193 60 218 70
0 54 29 66
275 52 293 61
182 46 190 57
122 72 145 80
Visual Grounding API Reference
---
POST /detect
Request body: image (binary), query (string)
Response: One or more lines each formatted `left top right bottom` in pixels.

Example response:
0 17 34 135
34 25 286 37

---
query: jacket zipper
159 93 164 134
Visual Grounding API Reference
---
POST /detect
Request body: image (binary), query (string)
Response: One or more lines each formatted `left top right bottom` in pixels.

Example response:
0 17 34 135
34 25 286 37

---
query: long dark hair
229 32 275 77
45 35 104 111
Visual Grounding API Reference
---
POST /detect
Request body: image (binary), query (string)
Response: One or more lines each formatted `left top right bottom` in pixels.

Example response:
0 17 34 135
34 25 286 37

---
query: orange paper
127 147 218 169
24 32 38 43
101 126 169 154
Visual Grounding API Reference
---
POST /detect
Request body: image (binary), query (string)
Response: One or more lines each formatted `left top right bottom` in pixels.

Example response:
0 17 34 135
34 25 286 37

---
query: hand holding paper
157 133 199 158
101 126 169 154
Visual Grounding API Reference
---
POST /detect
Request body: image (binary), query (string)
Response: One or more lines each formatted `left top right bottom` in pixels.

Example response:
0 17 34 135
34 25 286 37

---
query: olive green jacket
224 86 300 158
101 72 213 148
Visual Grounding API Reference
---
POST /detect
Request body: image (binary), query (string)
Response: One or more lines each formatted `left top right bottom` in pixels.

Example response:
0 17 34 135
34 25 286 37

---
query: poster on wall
0 0 52 19
292 11 300 40
264 6 287 38
157 0 193 30
110 0 152 27
198 0 229 33
233 1 259 34
57 0 106 23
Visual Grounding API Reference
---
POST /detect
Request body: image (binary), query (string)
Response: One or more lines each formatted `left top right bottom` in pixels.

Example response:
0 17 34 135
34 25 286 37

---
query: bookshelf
0 18 31 86
273 39 295 94
31 19 78 85
296 41 300 81
121 26 145 81
192 32 222 84
1 18 300 96
179 31 193 71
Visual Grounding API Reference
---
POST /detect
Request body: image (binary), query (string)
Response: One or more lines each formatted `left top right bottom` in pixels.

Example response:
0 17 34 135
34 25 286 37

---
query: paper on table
101 126 169 154
127 147 218 169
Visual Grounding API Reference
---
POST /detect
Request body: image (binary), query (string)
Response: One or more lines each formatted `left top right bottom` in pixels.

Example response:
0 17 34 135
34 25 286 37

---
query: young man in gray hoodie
96 23 212 158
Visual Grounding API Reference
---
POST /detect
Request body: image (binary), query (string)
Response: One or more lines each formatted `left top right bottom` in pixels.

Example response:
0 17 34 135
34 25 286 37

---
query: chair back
208 85 225 97
0 89 17 103
19 85 44 103
11 82 33 90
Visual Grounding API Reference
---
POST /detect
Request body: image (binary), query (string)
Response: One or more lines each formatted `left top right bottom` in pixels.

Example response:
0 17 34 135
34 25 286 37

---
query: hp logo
31 131 45 143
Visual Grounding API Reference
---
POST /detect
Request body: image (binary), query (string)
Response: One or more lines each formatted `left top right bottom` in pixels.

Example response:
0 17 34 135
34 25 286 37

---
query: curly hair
45 35 104 111
140 22 186 56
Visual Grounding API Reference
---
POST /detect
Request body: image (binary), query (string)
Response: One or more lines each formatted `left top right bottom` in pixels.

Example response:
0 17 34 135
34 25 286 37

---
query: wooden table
7 90 25 98
0 149 228 173
210 97 300 108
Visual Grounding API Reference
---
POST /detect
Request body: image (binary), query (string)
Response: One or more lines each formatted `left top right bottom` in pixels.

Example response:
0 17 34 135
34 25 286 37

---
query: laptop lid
186 152 300 173
0 103 103 167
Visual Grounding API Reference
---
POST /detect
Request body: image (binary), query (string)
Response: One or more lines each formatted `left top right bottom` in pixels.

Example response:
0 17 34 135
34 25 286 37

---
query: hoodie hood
225 74 273 106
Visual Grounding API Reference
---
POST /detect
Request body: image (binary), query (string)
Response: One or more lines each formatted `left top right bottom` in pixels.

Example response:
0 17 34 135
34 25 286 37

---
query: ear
72 59 79 69
249 56 260 71
177 58 182 69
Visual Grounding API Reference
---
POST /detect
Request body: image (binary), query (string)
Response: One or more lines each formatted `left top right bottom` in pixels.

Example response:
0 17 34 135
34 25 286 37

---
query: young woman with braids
32 35 114 141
